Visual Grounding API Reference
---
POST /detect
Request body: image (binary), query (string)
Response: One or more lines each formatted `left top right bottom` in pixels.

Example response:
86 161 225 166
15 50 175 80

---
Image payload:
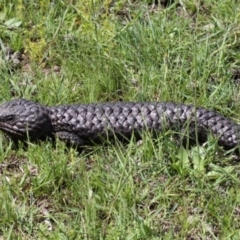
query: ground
0 0 240 239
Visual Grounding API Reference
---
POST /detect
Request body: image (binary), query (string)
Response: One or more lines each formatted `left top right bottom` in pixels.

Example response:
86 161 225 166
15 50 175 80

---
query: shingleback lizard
0 98 239 148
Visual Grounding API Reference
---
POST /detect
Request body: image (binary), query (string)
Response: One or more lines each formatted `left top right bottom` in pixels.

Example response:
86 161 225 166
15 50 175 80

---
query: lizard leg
55 131 84 148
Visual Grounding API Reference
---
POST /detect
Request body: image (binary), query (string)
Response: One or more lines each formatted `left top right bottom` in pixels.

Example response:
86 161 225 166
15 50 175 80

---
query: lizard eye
3 115 14 121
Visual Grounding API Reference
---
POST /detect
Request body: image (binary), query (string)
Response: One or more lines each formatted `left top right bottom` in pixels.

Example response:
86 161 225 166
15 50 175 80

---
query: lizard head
0 99 52 141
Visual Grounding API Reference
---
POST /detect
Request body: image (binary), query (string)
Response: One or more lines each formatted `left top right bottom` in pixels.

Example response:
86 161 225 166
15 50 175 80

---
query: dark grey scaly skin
0 99 239 148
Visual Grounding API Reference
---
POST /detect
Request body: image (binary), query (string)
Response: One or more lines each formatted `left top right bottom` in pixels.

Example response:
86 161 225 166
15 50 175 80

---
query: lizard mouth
0 122 28 140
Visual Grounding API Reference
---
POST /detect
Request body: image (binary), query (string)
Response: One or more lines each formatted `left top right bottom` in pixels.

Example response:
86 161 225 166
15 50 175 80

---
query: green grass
1 0 240 239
